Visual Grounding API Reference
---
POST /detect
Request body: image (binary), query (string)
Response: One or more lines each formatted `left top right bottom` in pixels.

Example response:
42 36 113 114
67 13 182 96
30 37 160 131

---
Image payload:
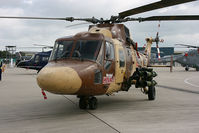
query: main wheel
148 86 156 100
88 97 98 110
79 97 88 109
185 66 189 71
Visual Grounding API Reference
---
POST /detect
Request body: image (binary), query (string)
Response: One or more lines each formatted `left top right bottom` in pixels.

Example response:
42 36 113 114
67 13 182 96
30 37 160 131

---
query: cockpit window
50 41 73 60
50 40 102 61
104 42 114 70
72 40 101 61
35 55 40 63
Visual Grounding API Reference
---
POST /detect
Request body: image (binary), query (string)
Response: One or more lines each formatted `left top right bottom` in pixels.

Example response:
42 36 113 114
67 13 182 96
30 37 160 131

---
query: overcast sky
0 0 199 52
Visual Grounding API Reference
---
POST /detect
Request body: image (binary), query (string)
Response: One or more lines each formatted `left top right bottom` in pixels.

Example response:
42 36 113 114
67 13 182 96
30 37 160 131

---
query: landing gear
148 86 156 100
78 96 98 110
79 96 88 109
185 66 189 71
131 68 157 101
88 97 98 110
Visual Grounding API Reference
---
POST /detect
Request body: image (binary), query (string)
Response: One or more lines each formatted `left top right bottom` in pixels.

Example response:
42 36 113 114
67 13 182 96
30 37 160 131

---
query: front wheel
88 97 98 110
185 66 189 71
79 97 88 109
148 86 156 100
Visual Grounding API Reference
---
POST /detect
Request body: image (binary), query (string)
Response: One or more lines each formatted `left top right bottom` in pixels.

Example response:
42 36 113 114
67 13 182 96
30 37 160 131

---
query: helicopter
0 0 199 110
16 50 52 72
150 44 199 71
16 44 53 72
175 44 199 71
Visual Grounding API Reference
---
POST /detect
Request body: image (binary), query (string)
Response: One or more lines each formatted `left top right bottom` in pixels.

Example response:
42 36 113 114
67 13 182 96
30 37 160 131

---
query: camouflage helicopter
1 0 199 109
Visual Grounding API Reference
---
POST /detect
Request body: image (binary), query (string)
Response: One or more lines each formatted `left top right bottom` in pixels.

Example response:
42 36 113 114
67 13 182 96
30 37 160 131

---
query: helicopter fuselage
36 24 157 109
37 26 135 96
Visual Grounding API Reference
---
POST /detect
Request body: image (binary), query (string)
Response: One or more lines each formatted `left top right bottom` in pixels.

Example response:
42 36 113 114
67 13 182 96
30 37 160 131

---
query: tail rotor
154 22 164 60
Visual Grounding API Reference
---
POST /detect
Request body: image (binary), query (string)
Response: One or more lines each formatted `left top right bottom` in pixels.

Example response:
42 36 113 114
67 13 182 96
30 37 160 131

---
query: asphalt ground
0 67 199 133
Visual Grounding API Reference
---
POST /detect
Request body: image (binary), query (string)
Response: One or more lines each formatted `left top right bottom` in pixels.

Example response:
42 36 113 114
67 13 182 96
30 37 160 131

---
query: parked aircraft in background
175 44 199 71
15 51 35 65
151 44 199 71
16 51 51 72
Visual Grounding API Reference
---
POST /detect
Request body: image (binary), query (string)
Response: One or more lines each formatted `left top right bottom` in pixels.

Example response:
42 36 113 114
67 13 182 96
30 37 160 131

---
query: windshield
72 40 101 60
50 40 102 61
50 41 73 60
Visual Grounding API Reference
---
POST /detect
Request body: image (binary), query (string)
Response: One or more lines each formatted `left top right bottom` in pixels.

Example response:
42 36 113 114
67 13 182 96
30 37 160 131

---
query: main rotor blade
118 15 199 23
0 16 100 23
119 0 196 18
139 15 199 22
0 16 68 20
33 44 53 48
175 44 199 48
65 22 91 28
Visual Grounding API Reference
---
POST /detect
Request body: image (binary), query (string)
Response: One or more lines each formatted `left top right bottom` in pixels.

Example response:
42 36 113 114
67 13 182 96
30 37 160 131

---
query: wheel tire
185 66 189 71
196 68 199 71
88 97 98 110
148 86 156 100
79 97 88 109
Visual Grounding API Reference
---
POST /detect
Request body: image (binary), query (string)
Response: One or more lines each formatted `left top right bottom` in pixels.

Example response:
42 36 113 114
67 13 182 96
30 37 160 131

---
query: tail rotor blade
156 41 161 60
156 23 161 60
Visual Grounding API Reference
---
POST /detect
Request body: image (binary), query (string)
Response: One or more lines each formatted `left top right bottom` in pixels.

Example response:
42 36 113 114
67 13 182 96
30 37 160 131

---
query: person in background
0 60 2 81
2 63 5 73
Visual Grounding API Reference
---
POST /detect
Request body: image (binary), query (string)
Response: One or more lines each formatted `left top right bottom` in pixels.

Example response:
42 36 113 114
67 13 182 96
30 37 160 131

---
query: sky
0 0 199 52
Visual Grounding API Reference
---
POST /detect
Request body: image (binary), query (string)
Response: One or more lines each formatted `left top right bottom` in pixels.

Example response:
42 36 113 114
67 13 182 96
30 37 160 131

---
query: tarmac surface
0 67 199 133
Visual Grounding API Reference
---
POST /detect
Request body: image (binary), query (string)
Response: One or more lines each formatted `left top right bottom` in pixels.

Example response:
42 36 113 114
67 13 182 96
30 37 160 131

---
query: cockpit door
115 43 126 83
102 41 115 85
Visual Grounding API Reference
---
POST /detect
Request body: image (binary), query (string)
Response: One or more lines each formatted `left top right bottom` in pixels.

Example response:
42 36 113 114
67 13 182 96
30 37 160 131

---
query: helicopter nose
37 67 82 94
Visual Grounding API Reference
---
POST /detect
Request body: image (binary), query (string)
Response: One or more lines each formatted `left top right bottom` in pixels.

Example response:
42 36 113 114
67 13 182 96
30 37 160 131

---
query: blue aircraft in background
16 51 51 72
